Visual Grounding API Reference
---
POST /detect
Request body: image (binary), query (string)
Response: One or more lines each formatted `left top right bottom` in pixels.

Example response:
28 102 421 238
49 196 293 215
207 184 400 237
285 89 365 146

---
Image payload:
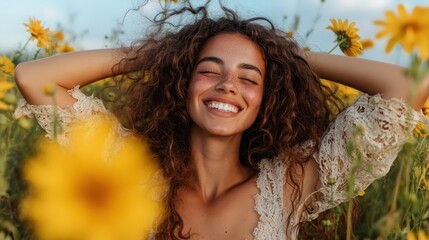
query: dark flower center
336 31 352 50
77 176 115 210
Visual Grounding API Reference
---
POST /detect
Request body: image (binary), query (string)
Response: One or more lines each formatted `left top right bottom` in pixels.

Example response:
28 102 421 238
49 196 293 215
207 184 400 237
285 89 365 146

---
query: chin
192 124 243 138
207 128 241 137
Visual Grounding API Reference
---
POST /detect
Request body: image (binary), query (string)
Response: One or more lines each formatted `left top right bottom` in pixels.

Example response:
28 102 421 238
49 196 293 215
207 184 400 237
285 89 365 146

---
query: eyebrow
196 56 263 77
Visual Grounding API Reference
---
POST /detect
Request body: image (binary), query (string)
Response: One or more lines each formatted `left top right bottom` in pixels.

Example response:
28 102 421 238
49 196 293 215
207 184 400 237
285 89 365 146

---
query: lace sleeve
300 94 425 222
14 86 107 145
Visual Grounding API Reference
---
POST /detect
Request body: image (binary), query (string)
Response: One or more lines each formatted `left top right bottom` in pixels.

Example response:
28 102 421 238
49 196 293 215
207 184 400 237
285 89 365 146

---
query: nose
215 72 238 94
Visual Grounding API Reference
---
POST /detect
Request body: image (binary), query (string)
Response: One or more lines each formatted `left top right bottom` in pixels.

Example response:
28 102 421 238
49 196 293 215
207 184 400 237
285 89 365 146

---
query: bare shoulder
301 158 320 199
283 158 320 209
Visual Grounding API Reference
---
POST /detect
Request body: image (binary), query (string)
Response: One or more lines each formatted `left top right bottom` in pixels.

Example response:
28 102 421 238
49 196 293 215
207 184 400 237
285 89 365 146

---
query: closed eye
199 70 220 76
240 77 258 85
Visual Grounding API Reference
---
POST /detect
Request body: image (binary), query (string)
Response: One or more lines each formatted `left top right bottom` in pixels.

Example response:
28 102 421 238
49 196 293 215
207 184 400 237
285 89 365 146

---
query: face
187 33 266 138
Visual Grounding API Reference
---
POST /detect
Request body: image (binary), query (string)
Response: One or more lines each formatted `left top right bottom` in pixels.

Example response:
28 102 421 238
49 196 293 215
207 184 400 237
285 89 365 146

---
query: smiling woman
11 2 429 240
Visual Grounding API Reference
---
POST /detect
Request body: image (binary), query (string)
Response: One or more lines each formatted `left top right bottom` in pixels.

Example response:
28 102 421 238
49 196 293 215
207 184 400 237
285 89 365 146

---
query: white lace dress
14 86 425 239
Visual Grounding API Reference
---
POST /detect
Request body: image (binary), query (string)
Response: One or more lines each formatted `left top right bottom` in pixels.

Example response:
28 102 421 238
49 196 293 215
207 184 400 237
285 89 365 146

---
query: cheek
186 77 208 114
188 76 211 97
245 88 264 110
242 87 264 128
187 77 200 103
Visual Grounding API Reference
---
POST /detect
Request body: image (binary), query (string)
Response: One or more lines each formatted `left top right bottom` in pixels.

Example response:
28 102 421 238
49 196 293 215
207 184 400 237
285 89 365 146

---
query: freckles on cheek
187 77 208 108
187 77 199 95
190 77 212 94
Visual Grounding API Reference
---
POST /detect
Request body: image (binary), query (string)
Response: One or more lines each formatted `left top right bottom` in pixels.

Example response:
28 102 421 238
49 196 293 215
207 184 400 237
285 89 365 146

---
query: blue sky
0 0 427 65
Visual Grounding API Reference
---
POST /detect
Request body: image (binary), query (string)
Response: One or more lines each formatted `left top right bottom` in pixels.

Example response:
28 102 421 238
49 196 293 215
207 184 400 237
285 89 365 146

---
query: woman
14 6 427 240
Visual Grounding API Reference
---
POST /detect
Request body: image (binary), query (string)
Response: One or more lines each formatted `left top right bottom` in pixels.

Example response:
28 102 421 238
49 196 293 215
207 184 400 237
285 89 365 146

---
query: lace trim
300 94 425 222
253 158 288 239
14 86 107 145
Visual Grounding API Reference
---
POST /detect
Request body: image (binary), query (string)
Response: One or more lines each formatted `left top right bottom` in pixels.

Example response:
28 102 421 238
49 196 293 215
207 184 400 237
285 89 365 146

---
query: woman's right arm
15 48 128 108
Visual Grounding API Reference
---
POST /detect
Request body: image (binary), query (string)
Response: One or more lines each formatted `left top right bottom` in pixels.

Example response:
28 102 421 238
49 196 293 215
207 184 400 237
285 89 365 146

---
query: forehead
197 33 266 68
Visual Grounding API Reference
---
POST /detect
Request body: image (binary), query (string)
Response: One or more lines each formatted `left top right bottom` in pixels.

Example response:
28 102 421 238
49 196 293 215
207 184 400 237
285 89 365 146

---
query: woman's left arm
296 52 429 222
304 52 429 110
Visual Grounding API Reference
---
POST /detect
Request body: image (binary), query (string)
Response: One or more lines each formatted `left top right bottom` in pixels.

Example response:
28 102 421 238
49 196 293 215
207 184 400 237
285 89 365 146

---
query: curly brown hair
114 5 341 239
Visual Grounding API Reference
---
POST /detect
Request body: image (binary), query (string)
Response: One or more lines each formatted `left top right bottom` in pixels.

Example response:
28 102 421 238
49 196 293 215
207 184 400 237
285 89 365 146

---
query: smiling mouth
206 101 240 113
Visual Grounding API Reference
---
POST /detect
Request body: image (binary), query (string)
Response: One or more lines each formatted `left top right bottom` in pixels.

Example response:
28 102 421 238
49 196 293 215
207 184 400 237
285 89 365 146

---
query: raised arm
297 52 429 222
304 52 429 110
15 48 128 108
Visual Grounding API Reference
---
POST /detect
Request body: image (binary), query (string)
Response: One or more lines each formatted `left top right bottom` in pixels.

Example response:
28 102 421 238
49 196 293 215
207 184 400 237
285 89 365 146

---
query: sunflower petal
0 101 10 110
385 37 399 53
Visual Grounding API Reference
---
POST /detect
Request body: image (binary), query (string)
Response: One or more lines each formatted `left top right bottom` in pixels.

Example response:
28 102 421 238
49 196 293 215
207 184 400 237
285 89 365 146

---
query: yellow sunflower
327 19 363 57
414 94 429 138
57 42 75 53
23 18 53 49
285 31 295 38
53 31 64 41
374 4 429 60
322 79 361 106
407 230 429 240
414 122 428 138
0 81 15 110
20 115 166 240
0 56 15 76
423 99 429 117
414 162 429 190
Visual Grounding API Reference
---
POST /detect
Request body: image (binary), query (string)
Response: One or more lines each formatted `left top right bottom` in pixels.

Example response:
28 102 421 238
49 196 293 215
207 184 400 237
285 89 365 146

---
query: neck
189 127 254 202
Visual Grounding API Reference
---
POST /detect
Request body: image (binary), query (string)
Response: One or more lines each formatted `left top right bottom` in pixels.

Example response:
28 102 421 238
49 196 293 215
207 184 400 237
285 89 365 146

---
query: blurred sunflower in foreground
407 230 429 240
20 115 166 240
0 56 15 110
374 4 429 60
327 19 363 57
0 82 14 111
0 56 15 77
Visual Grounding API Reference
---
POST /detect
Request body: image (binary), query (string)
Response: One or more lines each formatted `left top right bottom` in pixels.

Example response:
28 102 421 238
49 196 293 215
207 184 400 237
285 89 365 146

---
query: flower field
0 1 428 239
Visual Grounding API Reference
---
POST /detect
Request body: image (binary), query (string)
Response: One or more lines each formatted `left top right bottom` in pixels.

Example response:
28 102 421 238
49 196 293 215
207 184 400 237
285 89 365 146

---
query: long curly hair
113 4 342 239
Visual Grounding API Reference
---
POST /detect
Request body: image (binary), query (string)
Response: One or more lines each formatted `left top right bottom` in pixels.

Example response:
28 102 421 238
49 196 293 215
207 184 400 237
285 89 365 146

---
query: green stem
11 39 30 62
33 48 41 60
52 94 58 139
327 38 346 54
327 43 339 54
346 163 356 240
305 1 324 40
345 131 363 240
391 147 412 215
6 113 12 149
346 199 353 240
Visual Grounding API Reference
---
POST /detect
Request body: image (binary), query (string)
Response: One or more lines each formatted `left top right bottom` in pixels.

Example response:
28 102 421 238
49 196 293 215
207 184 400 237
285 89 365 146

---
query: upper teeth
207 101 239 113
